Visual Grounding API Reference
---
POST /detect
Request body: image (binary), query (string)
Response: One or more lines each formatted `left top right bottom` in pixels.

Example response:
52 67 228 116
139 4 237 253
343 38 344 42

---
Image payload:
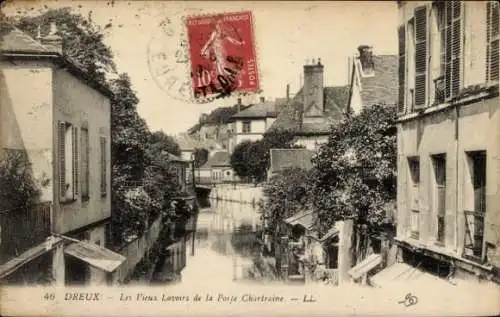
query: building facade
396 1 499 283
1 26 122 285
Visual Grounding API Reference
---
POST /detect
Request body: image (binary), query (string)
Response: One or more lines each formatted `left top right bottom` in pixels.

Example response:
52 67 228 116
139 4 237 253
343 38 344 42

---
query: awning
370 262 451 288
64 241 126 273
284 210 314 230
348 253 382 280
308 226 340 243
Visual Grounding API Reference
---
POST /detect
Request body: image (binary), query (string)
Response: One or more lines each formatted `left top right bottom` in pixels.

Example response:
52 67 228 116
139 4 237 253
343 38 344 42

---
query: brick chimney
41 22 63 54
237 97 242 112
286 84 290 102
357 45 374 75
303 57 324 118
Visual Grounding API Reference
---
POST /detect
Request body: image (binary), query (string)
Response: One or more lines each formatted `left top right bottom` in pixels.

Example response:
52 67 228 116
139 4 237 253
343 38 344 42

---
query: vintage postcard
0 1 499 316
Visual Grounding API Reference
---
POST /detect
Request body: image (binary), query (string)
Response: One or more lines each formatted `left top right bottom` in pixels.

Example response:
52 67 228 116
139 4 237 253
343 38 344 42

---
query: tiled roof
231 101 279 119
1 27 58 54
358 55 398 106
175 133 220 151
269 148 314 174
201 151 231 168
269 86 350 135
284 210 314 230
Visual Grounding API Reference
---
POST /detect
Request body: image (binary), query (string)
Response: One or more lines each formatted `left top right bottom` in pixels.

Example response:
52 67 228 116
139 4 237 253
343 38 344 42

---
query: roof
164 152 190 163
1 27 59 54
1 27 114 98
348 253 382 280
307 225 340 243
269 148 314 174
231 101 279 119
201 151 231 168
175 133 220 151
356 55 398 107
284 210 315 230
269 85 350 135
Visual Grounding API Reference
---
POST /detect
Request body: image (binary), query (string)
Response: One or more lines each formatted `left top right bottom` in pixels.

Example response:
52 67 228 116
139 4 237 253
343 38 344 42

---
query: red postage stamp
186 11 259 100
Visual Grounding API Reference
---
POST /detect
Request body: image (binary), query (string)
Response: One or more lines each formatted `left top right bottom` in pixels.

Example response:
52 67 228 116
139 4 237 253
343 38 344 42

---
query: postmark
186 11 260 101
147 9 205 103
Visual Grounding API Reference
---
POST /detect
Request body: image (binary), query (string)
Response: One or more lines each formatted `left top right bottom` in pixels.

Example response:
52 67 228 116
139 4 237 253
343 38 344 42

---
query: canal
180 193 276 286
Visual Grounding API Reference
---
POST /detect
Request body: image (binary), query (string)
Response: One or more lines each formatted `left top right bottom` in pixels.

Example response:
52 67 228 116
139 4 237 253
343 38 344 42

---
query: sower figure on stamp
200 19 245 79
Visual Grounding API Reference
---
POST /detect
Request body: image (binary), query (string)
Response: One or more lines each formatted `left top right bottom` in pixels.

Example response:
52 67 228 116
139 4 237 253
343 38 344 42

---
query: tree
310 104 397 261
230 130 301 182
148 131 181 158
193 148 209 168
260 167 313 244
10 7 116 84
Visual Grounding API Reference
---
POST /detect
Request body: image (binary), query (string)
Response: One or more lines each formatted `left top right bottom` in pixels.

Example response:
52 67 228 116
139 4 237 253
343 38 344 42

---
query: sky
3 1 399 136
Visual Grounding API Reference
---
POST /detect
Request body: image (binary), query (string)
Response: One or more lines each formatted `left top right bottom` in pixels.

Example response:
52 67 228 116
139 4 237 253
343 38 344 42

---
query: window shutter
398 25 406 114
487 1 500 82
58 121 66 198
72 126 79 197
100 137 107 195
444 2 452 99
414 6 428 109
450 1 462 97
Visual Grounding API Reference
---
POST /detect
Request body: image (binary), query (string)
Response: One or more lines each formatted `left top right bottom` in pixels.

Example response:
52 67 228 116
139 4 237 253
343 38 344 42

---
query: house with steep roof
347 45 398 114
269 59 350 150
230 97 284 148
0 24 125 285
174 132 222 162
195 151 237 184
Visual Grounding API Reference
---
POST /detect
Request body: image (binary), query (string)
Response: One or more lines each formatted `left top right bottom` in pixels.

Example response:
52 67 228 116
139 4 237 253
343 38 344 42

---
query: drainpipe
454 104 459 258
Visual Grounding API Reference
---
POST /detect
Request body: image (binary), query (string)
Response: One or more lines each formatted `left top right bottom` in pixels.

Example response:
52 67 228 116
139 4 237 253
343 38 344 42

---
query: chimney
260 96 265 103
357 45 374 75
286 84 290 102
303 56 324 118
41 22 63 54
237 97 242 112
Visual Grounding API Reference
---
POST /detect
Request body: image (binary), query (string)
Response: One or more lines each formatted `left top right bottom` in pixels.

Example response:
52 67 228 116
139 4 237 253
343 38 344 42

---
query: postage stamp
186 11 260 100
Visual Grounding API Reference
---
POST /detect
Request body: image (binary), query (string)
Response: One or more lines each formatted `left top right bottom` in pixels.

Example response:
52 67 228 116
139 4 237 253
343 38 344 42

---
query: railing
433 76 446 105
463 210 485 262
0 202 51 265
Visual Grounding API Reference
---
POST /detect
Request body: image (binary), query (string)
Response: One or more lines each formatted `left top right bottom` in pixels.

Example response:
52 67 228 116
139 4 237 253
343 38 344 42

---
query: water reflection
181 197 264 285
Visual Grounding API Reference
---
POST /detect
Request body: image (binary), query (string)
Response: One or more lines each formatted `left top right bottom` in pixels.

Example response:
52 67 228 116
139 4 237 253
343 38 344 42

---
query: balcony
0 202 52 265
463 210 485 263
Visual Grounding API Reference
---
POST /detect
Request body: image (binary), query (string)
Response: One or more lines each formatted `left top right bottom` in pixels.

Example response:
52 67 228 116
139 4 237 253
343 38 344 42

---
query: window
100 136 107 197
81 127 89 200
398 24 406 113
58 121 78 202
406 18 416 111
444 2 462 99
414 5 429 109
464 151 486 262
431 1 446 104
432 154 446 244
408 157 420 239
486 1 499 83
242 120 251 133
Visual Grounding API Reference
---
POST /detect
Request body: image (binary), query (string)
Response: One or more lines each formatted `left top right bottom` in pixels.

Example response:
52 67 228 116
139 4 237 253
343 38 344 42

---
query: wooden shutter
450 2 462 97
100 137 107 196
414 6 428 108
81 128 89 198
444 2 453 99
487 1 500 82
58 121 66 198
398 25 406 114
72 126 79 197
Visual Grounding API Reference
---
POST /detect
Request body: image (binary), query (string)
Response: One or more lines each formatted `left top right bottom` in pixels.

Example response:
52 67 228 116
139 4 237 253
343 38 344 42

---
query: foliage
260 167 313 238
10 7 116 84
193 148 209 168
310 104 397 235
230 130 301 182
0 150 41 211
9 7 182 245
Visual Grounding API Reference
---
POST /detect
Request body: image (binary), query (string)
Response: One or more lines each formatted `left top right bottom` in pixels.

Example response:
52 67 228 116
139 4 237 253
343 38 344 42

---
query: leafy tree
9 7 116 83
193 148 209 168
230 130 301 182
310 104 397 262
260 167 313 244
0 150 41 211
